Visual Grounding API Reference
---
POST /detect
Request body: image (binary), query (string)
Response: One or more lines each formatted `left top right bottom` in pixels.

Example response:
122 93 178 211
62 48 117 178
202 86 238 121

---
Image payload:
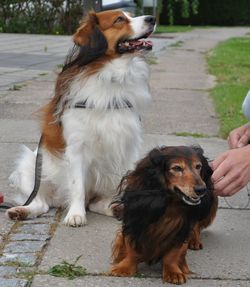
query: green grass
155 25 194 33
207 36 250 138
49 256 87 280
9 84 26 91
175 132 211 138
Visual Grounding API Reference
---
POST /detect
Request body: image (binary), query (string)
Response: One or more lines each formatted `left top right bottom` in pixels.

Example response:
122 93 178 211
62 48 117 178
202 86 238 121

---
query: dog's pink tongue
0 193 4 204
130 39 153 50
118 39 153 53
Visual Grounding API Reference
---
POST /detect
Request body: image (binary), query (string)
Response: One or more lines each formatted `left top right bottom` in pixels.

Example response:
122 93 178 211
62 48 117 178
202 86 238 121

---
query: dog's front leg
63 145 88 227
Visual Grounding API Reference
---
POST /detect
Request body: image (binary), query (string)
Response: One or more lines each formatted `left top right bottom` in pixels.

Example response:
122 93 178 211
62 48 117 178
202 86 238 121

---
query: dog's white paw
63 214 87 227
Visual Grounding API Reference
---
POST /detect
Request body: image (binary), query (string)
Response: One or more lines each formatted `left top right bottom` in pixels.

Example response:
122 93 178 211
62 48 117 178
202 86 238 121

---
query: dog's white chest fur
68 55 151 111
61 55 151 192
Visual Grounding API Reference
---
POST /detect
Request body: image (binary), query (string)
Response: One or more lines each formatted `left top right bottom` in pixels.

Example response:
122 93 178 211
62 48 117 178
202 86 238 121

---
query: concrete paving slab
150 50 209 77
39 212 117 274
0 103 40 120
0 79 54 104
0 53 62 68
143 89 218 136
0 119 40 143
31 275 250 287
150 70 215 91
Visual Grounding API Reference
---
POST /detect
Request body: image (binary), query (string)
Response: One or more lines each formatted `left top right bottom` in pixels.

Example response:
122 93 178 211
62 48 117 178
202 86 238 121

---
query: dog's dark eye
195 164 202 170
172 166 183 172
114 16 125 24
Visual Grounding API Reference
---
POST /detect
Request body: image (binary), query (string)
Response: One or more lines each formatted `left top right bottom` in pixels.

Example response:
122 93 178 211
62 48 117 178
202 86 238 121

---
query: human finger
210 152 228 171
228 132 241 149
213 169 238 195
238 133 250 148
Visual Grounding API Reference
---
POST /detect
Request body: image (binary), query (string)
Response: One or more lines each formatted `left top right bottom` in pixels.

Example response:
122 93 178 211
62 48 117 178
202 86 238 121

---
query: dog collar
74 99 133 109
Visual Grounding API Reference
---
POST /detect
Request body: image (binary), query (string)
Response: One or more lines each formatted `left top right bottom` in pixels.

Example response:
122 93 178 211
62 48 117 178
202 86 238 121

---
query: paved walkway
0 28 250 287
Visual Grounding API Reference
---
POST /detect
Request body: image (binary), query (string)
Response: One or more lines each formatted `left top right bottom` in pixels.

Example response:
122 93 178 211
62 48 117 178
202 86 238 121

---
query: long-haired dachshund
110 145 218 284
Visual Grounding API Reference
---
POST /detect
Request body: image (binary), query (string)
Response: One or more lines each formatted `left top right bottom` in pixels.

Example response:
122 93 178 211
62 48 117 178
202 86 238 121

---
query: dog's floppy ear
74 12 99 46
62 11 108 71
149 148 166 170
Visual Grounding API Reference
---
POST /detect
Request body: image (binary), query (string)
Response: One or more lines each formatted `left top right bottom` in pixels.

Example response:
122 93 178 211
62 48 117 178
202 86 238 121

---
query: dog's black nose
144 16 156 25
194 186 207 196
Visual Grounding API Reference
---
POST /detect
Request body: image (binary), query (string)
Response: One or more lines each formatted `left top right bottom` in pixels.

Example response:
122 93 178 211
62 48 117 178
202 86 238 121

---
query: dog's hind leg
6 184 50 220
7 146 50 220
88 195 113 217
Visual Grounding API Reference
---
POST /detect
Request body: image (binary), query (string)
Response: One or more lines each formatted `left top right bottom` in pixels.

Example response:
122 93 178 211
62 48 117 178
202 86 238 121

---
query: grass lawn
207 36 250 138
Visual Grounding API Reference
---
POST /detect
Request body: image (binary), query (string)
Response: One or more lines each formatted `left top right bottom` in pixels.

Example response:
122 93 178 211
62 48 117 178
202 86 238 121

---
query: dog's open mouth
117 32 153 53
174 187 202 206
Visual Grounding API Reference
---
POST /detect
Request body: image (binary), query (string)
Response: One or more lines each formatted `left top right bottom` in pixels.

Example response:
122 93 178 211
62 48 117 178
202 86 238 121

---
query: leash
0 135 43 210
223 184 250 209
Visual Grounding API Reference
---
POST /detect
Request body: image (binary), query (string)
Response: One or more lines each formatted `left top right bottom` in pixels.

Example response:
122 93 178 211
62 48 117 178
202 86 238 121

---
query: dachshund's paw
6 206 29 221
163 270 187 285
188 238 203 250
110 264 136 277
180 263 191 275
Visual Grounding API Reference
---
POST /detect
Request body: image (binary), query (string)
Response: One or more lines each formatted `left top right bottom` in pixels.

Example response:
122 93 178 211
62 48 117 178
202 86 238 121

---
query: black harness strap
74 99 133 109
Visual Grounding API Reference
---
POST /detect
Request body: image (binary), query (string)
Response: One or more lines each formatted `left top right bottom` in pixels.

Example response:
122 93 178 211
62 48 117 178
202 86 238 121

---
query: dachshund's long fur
110 145 218 284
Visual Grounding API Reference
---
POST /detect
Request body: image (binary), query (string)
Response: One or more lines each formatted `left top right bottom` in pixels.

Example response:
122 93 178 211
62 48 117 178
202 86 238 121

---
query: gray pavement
0 27 250 286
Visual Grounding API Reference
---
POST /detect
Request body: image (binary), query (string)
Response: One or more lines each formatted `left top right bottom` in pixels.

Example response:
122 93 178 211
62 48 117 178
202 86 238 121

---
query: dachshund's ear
191 145 204 157
149 148 165 169
192 145 213 187
73 12 100 46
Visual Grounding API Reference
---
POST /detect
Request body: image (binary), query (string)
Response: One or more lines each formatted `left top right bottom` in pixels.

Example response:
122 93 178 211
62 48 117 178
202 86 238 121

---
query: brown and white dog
7 10 156 226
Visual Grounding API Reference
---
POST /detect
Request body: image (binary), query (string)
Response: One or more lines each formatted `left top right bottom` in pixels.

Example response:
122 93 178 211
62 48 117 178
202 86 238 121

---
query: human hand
211 145 250 196
228 123 250 149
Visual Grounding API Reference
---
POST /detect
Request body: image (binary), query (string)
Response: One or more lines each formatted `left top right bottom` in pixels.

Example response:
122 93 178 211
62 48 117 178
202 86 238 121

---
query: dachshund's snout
194 186 207 197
